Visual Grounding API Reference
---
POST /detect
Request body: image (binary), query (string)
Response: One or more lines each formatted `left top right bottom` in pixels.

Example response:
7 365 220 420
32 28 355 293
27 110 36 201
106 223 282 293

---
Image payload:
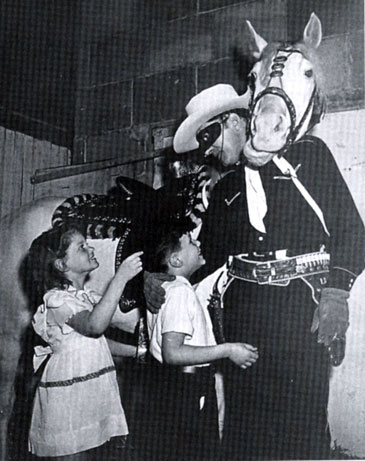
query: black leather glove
311 287 350 346
143 271 175 314
311 287 350 366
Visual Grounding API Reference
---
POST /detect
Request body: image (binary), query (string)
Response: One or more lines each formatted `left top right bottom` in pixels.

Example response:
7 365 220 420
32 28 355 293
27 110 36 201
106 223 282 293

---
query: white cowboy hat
173 84 249 153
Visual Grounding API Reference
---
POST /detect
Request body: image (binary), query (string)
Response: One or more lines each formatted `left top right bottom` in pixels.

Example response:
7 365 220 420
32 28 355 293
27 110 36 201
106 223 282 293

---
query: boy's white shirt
147 272 227 366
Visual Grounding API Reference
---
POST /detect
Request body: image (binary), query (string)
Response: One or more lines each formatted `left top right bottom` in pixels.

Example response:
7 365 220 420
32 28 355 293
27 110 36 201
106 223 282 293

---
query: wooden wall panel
20 133 37 205
0 127 70 218
33 158 157 202
0 127 6 216
0 125 160 219
0 128 22 217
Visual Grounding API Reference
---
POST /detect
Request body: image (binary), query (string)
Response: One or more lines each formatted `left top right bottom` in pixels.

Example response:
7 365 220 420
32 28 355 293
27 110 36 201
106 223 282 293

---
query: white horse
244 13 365 458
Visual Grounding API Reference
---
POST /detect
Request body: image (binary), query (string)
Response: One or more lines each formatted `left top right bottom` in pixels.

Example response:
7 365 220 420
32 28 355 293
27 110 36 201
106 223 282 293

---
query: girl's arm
107 338 137 358
67 251 143 336
162 332 259 368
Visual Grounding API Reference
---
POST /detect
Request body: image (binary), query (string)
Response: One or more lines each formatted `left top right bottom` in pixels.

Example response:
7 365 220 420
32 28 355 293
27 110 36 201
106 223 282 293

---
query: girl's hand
227 343 259 369
117 251 143 282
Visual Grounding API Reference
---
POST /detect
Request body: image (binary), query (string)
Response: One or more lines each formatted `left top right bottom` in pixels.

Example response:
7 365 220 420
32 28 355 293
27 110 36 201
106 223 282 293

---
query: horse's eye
305 69 313 78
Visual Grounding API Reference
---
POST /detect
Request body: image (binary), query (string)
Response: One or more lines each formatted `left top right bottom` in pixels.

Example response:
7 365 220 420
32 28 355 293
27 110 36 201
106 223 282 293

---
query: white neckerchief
272 156 330 236
244 157 330 237
245 166 267 233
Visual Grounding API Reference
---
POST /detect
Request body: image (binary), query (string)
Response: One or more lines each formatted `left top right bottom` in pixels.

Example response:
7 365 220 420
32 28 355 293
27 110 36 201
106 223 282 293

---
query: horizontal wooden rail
30 153 163 184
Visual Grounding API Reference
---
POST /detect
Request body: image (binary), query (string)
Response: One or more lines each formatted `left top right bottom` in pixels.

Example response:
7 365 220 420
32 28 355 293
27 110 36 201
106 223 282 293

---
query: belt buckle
255 257 294 285
255 260 277 284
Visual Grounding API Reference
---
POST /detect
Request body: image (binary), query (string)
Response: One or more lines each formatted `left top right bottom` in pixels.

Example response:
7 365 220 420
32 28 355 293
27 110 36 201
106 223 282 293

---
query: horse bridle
248 46 318 156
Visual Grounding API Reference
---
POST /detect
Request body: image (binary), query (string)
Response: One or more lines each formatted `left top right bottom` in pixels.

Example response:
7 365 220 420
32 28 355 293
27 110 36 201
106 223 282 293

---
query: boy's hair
27 224 86 298
147 218 196 273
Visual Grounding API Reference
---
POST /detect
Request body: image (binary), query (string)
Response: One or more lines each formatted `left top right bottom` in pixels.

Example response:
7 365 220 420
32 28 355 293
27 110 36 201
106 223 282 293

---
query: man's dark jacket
197 135 365 460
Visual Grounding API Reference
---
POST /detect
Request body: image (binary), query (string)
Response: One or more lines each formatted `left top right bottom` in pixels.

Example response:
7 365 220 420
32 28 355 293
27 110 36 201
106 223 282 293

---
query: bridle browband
249 46 319 156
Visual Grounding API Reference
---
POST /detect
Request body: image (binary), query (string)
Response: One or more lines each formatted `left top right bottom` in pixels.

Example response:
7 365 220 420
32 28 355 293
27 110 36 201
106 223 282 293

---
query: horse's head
244 13 326 160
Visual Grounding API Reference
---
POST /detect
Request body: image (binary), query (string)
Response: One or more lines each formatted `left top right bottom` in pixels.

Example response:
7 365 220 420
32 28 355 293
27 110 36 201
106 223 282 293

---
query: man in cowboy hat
173 83 251 166
145 83 364 459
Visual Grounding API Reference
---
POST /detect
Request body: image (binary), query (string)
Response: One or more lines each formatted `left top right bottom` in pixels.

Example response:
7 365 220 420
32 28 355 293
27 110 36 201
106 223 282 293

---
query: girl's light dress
28 286 128 457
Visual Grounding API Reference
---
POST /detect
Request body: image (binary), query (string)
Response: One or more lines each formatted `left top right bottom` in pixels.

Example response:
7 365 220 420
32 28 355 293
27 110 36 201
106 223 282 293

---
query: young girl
27 224 143 460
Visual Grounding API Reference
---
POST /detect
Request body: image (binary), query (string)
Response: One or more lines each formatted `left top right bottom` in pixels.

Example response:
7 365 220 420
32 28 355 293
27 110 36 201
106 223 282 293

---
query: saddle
51 174 205 312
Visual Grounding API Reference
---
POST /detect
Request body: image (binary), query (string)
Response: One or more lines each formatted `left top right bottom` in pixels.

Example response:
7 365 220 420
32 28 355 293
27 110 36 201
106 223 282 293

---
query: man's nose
204 147 213 158
204 146 218 158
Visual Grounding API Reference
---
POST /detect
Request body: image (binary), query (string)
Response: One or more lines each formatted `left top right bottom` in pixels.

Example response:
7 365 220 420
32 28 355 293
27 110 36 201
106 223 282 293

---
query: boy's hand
143 271 175 313
117 251 144 282
227 343 259 369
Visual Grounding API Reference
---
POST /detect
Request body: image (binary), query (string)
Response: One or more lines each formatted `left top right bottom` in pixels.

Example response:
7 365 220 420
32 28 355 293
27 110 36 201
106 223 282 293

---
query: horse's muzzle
249 95 292 153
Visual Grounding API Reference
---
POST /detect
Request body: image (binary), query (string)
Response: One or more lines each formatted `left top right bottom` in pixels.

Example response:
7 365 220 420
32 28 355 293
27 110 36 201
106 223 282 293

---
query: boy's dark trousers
143 356 220 461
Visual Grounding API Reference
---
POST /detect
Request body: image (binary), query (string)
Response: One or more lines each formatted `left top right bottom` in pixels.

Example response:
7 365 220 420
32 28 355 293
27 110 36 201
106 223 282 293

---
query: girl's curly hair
27 224 86 300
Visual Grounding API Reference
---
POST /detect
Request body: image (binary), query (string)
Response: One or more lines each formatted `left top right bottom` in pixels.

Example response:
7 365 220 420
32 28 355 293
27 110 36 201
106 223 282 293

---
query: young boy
145 220 259 461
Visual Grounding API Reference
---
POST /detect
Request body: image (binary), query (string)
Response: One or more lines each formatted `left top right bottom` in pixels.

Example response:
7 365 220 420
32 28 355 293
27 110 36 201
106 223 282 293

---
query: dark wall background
0 0 363 165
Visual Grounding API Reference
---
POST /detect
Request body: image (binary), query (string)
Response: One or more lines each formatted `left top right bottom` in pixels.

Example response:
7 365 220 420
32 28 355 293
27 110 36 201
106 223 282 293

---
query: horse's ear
303 12 322 49
245 20 268 60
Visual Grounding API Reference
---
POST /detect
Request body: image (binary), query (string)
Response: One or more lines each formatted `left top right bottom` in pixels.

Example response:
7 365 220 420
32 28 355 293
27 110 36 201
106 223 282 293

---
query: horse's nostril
273 114 286 133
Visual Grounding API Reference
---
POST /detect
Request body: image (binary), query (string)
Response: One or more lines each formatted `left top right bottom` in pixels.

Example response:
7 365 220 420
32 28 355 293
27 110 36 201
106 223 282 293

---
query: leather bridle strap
249 48 317 156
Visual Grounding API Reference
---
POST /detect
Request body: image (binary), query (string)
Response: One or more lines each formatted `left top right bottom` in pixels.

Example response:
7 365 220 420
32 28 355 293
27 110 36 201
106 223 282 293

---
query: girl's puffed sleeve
44 289 93 334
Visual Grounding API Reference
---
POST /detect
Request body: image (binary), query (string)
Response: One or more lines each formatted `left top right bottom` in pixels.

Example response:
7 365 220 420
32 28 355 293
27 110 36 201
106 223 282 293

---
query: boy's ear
169 252 183 269
54 258 68 273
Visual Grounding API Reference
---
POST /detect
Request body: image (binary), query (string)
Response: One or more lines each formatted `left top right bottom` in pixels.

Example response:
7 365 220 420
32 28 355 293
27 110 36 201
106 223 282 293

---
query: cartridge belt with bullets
207 250 330 344
227 250 330 305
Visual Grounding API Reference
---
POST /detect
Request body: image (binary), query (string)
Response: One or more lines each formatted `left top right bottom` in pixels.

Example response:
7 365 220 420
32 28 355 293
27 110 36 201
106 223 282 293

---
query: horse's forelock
256 42 281 85
256 41 326 100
